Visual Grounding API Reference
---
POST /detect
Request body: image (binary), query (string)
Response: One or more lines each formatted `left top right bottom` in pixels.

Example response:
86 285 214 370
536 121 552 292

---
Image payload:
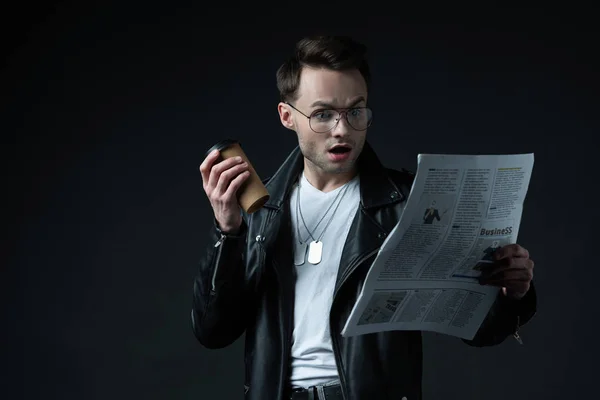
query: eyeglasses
285 102 373 134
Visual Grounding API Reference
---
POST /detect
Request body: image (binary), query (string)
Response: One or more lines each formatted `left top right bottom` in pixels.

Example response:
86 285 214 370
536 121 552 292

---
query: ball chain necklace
294 177 350 265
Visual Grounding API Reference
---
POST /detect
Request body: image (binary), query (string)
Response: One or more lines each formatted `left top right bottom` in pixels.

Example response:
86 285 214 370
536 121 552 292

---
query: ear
277 102 295 131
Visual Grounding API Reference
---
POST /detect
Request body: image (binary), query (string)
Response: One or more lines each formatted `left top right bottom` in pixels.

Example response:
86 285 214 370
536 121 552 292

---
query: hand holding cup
199 140 270 234
199 150 250 234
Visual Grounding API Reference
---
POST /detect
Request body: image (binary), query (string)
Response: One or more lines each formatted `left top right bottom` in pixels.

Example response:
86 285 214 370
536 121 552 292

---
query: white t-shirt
288 172 361 389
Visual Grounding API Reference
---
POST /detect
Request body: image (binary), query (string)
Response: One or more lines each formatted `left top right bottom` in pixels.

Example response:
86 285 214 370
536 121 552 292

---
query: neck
302 158 357 193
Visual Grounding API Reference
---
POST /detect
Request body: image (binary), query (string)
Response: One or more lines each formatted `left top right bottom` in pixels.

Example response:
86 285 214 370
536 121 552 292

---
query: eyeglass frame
284 102 373 133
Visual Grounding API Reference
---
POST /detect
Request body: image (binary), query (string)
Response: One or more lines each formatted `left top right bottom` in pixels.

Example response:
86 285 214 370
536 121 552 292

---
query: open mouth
328 145 352 154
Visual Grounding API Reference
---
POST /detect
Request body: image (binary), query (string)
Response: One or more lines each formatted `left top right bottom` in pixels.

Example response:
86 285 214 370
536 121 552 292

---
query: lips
327 144 353 163
328 144 352 154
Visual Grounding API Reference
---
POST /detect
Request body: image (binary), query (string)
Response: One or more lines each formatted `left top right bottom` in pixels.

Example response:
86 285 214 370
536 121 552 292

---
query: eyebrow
309 96 366 109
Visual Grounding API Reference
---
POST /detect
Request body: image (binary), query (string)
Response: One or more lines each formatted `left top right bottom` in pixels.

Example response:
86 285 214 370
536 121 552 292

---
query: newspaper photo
341 153 534 340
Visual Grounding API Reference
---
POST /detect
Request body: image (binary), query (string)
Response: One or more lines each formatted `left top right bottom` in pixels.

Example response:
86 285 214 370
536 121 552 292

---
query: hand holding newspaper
341 153 534 340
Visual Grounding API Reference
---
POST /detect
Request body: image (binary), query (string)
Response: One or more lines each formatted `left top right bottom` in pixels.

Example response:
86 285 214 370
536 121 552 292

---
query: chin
327 162 356 174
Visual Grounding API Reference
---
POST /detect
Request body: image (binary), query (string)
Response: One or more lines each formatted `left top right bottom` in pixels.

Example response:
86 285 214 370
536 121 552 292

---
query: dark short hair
276 35 371 102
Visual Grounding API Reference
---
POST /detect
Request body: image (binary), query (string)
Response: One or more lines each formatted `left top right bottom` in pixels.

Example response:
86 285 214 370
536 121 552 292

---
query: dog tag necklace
295 179 349 265
294 182 343 265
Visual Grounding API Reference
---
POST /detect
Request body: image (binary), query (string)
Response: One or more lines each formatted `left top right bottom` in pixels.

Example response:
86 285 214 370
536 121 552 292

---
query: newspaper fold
341 153 534 340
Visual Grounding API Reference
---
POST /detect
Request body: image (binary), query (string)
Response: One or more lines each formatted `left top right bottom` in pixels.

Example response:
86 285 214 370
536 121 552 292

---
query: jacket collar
263 141 406 210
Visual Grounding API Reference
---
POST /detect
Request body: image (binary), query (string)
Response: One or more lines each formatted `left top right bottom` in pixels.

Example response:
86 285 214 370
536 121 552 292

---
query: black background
4 4 599 399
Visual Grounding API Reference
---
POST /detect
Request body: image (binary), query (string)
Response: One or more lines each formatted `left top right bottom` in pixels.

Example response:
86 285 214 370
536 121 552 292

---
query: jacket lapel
334 143 408 291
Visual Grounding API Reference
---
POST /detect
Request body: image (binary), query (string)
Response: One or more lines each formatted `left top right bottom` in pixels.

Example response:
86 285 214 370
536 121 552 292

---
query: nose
330 112 352 137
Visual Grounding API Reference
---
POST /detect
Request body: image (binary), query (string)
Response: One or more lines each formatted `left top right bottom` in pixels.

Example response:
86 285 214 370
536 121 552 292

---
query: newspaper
341 153 534 340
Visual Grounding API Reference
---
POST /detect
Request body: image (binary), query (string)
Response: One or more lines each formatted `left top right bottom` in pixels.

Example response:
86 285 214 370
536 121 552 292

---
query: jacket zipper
211 233 226 293
513 315 523 344
253 208 293 396
331 247 380 400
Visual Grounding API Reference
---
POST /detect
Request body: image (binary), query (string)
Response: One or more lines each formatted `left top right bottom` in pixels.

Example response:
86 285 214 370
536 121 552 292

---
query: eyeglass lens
309 108 372 133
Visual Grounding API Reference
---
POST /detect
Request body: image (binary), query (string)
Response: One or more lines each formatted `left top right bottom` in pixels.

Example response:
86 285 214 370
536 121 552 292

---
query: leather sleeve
191 218 251 349
462 281 537 347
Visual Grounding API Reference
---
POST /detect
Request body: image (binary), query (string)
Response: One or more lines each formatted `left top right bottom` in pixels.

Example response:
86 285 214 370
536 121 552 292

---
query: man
191 35 536 400
482 240 502 261
422 200 441 224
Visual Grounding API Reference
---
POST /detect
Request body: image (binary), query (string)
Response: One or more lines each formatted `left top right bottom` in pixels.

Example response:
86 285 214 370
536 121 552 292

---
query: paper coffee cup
206 139 270 214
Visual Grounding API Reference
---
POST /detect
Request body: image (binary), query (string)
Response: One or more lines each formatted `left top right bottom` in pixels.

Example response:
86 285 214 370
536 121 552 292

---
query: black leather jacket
191 142 537 400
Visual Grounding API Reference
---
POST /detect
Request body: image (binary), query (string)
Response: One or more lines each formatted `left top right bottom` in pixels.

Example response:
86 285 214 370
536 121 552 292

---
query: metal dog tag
307 241 323 265
294 242 307 266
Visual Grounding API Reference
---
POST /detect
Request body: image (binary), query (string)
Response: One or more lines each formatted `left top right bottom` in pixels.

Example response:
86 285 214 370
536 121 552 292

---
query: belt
288 383 343 400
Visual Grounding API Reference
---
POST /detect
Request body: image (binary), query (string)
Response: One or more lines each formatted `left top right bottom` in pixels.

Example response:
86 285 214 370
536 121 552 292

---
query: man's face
280 67 368 175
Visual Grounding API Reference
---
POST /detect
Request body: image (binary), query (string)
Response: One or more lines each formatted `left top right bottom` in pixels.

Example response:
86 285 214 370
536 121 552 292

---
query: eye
349 108 362 117
313 110 335 120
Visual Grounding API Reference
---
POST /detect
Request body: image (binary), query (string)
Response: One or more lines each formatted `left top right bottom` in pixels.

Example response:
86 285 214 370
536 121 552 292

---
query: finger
479 267 533 285
482 258 534 276
480 266 533 282
223 170 251 199
502 285 530 300
480 275 530 286
199 149 221 186
495 244 529 260
480 278 531 292
215 162 249 197
208 156 245 193
484 281 530 299
480 273 532 286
